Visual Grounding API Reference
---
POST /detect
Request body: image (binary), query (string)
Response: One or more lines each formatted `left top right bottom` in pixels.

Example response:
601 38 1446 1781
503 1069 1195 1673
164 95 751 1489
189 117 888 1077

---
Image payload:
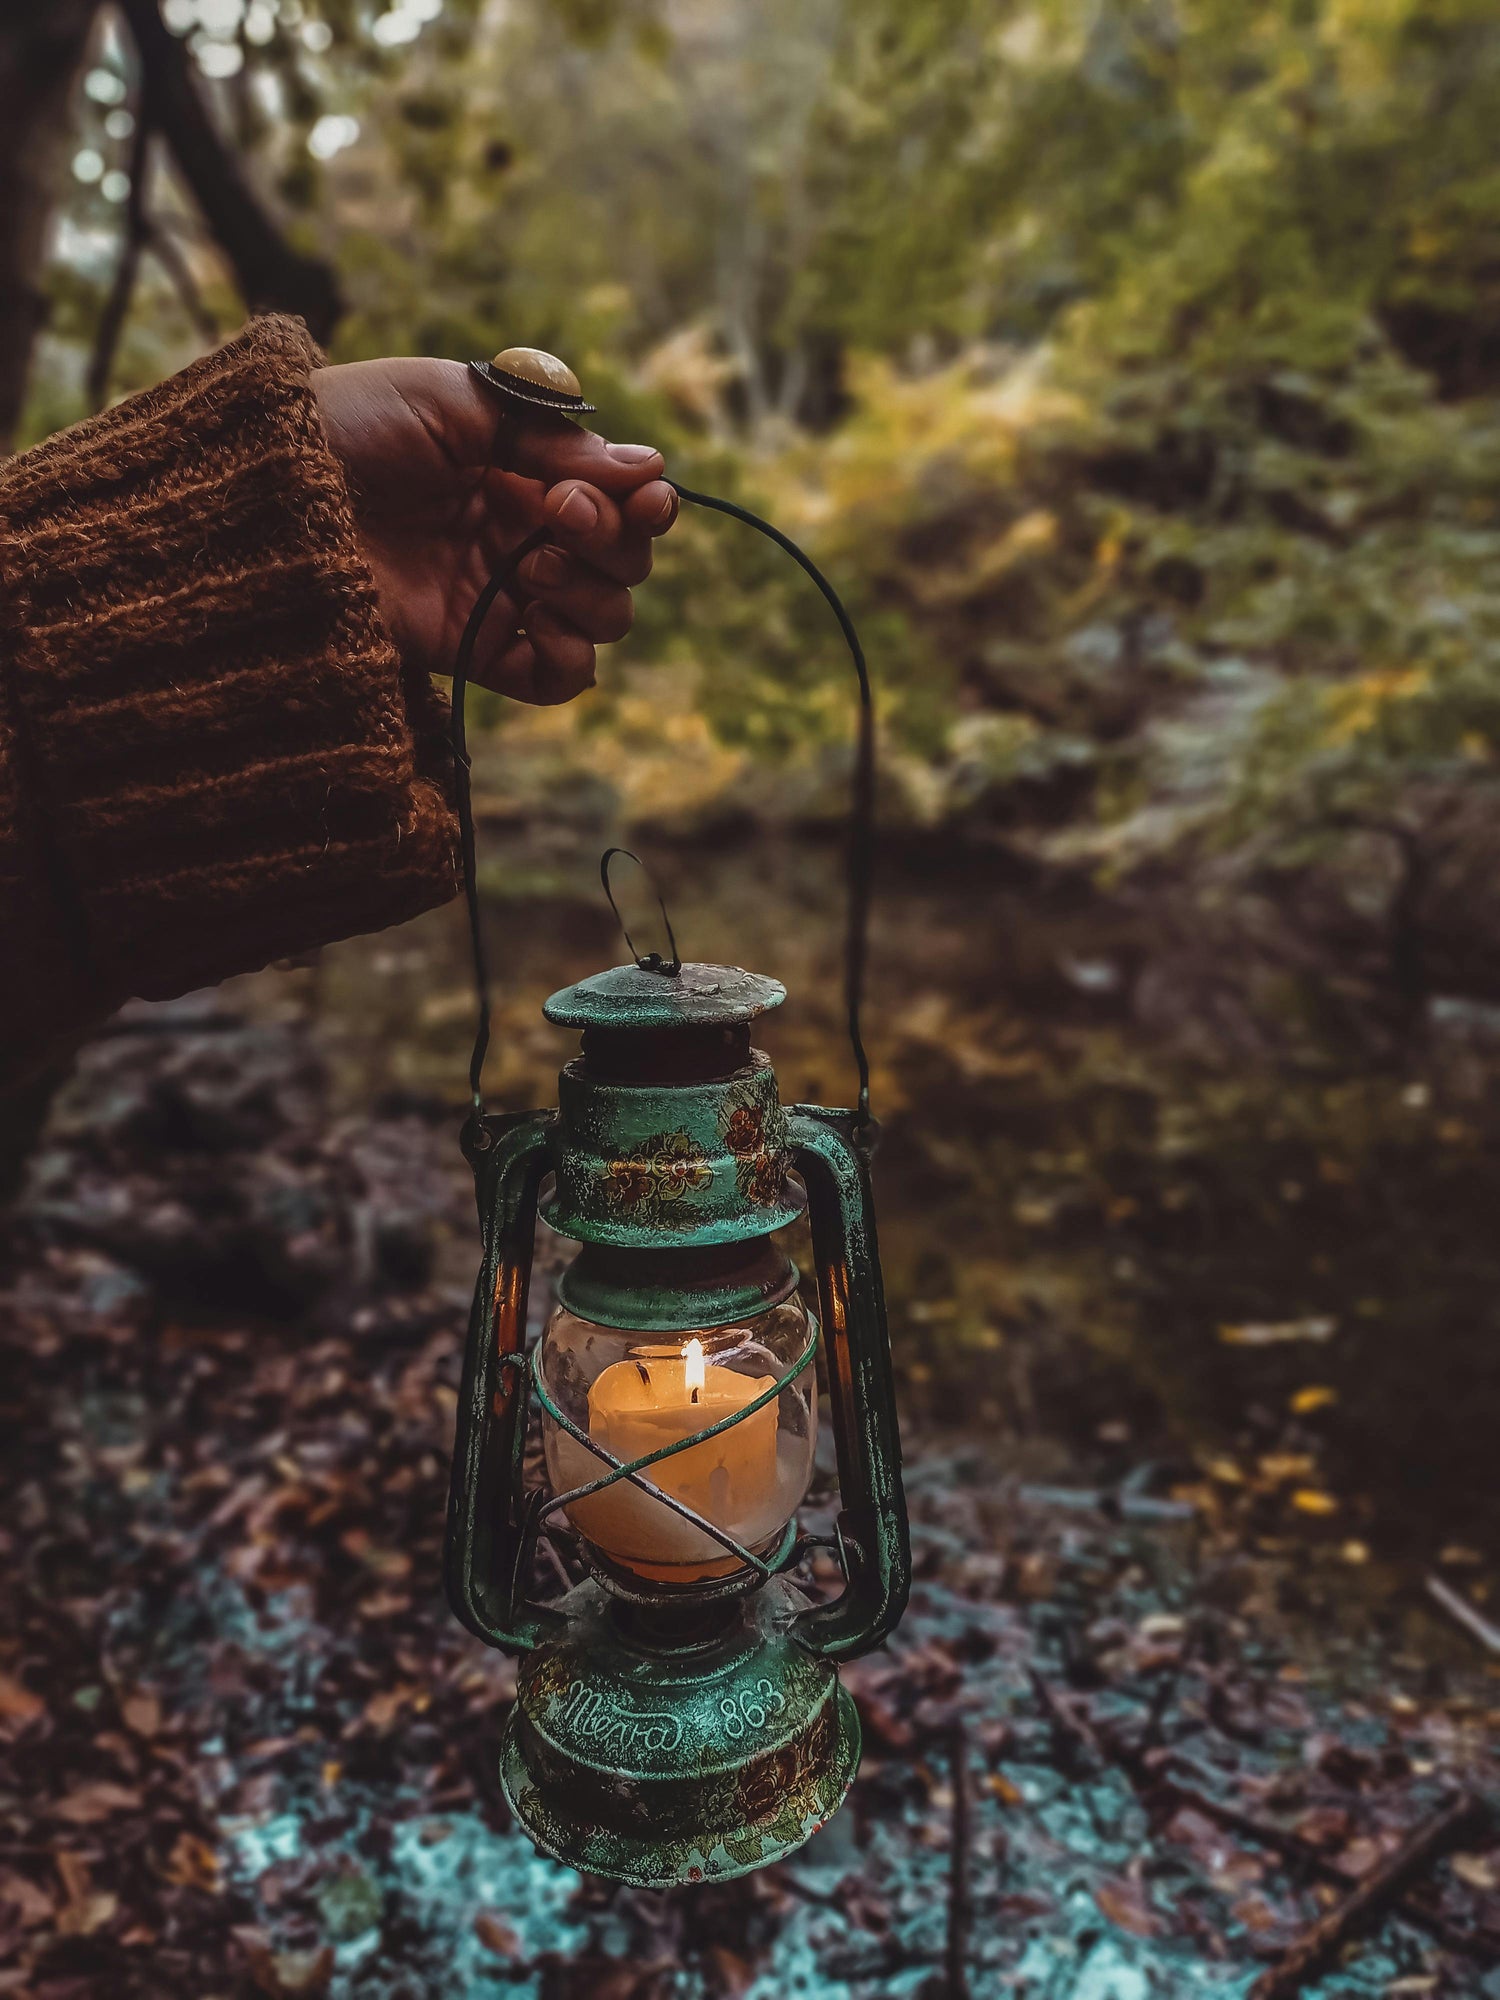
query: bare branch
118 0 342 341
87 114 153 410
144 216 220 345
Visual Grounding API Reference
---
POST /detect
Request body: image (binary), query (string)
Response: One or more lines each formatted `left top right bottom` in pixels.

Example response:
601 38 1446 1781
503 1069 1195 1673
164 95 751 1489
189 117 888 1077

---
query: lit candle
561 1338 782 1582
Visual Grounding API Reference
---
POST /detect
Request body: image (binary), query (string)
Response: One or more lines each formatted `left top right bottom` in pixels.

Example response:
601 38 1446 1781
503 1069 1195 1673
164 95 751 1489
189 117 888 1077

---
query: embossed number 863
719 1678 788 1737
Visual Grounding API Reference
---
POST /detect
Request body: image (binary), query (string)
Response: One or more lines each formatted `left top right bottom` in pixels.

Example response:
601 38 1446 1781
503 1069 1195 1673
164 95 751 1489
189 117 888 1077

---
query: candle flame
683 1337 706 1397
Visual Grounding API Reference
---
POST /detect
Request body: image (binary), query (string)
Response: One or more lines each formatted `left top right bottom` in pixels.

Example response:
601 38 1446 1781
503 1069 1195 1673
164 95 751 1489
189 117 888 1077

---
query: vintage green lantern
441 352 910 1888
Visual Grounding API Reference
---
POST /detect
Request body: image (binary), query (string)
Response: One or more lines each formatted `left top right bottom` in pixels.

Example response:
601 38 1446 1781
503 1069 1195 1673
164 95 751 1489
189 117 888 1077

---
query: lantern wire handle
667 483 876 1135
449 473 878 1134
449 523 552 1126
600 846 682 975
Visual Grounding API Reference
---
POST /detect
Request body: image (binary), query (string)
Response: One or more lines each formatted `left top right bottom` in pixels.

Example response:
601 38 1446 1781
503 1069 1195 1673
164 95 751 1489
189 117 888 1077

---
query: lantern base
498 1576 860 1887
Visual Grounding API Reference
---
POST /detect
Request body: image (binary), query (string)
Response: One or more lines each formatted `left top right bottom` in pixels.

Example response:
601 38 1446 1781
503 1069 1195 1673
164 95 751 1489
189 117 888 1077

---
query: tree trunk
0 1 100 453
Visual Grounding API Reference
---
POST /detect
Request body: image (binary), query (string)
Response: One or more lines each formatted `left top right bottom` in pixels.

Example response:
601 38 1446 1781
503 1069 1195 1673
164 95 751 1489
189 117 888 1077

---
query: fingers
624 479 680 536
467 604 598 707
508 418 667 498
539 477 677 587
517 545 635 644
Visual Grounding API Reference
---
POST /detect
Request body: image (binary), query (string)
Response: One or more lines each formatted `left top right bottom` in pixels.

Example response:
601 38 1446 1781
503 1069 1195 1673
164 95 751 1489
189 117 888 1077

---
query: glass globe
538 1286 817 1589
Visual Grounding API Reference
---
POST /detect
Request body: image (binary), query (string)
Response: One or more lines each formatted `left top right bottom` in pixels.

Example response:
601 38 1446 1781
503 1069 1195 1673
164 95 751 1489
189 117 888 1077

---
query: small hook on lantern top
600 847 682 977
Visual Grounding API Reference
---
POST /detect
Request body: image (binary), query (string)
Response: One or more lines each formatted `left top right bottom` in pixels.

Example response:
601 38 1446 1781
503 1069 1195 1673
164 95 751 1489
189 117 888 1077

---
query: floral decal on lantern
719 1085 792 1207
599 1131 715 1216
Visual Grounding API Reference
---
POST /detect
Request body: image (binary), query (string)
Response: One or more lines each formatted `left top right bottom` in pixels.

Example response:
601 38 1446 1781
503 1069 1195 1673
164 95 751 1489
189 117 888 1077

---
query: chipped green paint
542 960 787 1032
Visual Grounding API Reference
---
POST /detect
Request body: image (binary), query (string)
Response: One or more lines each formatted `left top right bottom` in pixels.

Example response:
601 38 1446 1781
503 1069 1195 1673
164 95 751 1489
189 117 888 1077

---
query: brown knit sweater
0 317 460 1090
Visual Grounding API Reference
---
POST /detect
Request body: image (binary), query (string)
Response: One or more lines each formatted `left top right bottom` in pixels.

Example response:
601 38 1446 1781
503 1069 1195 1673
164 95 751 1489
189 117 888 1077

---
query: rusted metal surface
498 1580 861 1887
442 959 909 1883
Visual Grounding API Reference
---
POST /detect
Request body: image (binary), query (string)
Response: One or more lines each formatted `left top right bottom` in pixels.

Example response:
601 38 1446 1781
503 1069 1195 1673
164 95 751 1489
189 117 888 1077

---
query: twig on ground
1161 1761 1500 1963
1137 1617 1202 1755
1248 1792 1486 1999
946 1721 973 2000
1425 1574 1500 1657
1028 1668 1108 1772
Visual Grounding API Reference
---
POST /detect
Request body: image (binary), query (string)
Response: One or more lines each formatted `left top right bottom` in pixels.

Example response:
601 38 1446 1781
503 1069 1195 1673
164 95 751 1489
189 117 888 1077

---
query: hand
312 356 677 704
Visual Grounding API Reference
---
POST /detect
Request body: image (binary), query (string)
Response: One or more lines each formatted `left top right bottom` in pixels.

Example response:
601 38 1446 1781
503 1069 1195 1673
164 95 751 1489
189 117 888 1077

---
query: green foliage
24 0 1500 867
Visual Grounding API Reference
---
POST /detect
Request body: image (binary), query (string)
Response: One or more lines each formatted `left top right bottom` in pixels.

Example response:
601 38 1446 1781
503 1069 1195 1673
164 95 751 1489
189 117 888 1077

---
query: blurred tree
0 0 343 445
0 4 99 450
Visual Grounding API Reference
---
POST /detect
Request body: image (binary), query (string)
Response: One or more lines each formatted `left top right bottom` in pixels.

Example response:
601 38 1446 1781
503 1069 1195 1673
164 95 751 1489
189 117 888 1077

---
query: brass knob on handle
469 345 596 416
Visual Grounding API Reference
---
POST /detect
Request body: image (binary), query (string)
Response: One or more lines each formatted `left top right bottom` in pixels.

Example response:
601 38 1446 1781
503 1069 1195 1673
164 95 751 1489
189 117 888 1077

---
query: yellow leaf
1452 1853 1498 1893
162 1833 220 1892
1290 1386 1338 1415
1260 1453 1317 1482
1291 1489 1339 1516
58 1891 118 1937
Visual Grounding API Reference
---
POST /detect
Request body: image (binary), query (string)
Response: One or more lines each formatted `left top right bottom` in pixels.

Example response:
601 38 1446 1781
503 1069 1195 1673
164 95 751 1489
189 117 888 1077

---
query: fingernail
526 547 568 588
654 489 679 530
556 487 598 532
607 443 661 465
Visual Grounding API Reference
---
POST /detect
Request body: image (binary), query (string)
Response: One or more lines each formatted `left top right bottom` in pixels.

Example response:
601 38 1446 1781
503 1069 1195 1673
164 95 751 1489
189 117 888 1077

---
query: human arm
0 317 673 1092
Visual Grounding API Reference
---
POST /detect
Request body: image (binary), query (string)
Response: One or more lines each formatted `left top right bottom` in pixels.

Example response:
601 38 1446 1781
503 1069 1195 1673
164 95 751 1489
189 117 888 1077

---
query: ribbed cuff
0 316 459 1021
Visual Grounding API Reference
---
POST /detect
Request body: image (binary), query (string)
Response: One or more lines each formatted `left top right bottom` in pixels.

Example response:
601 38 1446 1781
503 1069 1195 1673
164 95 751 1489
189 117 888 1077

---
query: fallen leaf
1291 1489 1339 1516
163 1832 220 1891
475 1911 522 1958
0 1675 44 1730
57 1891 118 1936
705 1946 753 1996
52 1781 141 1823
1230 1891 1288 1936
55 1853 90 1904
1094 1875 1156 1937
1220 1317 1338 1347
1290 1385 1338 1415
249 1946 335 1998
121 1692 161 1738
360 1686 411 1733
1259 1454 1317 1482
1451 1852 1499 1892
0 1871 53 1927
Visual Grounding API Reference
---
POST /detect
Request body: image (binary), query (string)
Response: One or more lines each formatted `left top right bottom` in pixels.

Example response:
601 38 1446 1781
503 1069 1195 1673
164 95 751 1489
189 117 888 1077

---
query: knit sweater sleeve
0 316 460 1085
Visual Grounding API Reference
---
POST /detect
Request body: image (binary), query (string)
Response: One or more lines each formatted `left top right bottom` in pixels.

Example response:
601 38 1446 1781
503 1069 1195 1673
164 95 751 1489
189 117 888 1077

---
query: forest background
7 0 1500 1581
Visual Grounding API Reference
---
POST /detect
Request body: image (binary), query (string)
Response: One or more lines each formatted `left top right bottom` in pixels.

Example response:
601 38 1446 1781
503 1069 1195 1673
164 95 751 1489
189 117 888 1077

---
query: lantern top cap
543 960 786 1031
